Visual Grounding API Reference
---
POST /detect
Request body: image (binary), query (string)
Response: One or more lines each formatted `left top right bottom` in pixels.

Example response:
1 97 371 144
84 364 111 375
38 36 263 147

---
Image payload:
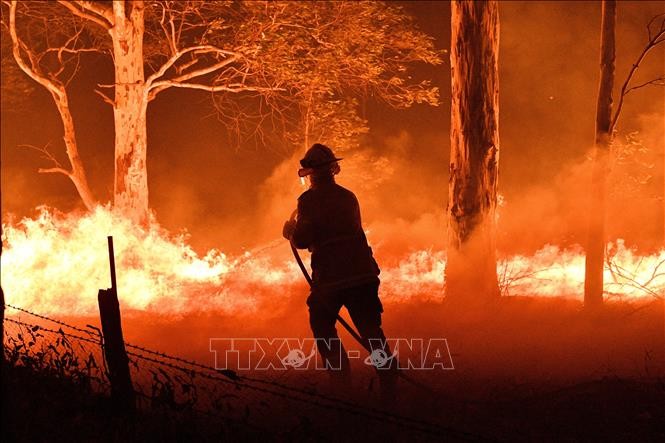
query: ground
3 295 664 441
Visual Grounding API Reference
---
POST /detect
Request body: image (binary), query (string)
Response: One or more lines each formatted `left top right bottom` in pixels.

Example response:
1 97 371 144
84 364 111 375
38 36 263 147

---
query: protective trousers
306 281 398 397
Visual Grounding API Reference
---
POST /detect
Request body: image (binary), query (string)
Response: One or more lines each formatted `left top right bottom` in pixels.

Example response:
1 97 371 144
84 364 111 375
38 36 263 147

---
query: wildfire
1 207 662 317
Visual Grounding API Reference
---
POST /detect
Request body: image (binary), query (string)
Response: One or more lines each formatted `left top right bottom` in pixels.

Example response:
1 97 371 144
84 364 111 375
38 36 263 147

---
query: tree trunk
111 1 148 224
53 92 96 210
584 0 616 307
446 0 500 301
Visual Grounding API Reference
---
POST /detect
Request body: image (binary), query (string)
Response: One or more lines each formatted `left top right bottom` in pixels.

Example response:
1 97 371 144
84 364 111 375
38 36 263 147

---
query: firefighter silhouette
283 143 398 398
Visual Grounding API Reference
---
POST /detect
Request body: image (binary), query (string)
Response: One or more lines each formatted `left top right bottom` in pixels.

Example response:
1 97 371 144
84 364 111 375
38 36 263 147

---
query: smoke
249 130 447 262
251 112 661 264
2 1 663 258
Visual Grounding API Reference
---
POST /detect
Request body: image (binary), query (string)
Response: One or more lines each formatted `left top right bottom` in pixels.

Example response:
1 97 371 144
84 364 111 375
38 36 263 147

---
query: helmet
298 143 343 177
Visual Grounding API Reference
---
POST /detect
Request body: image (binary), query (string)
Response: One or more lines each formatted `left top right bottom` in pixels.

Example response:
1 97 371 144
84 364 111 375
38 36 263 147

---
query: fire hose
287 211 435 394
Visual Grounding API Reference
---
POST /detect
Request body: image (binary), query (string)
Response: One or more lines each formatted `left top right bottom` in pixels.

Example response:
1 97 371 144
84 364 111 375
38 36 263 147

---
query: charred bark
111 1 149 225
446 0 500 301
584 0 616 307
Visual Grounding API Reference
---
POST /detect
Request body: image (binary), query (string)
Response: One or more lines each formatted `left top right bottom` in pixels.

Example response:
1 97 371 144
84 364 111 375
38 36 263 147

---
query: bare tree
3 1 98 210
3 1 441 224
584 6 664 307
445 0 500 302
584 0 616 307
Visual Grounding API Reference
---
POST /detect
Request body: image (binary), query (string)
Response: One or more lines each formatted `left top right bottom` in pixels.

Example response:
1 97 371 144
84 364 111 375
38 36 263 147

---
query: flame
1 206 662 317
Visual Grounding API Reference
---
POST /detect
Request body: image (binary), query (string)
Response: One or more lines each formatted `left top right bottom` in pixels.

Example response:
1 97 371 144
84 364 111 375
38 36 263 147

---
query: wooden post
98 236 135 414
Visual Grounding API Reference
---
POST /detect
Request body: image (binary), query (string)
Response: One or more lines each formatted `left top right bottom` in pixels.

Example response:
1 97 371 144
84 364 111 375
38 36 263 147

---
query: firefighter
282 143 397 398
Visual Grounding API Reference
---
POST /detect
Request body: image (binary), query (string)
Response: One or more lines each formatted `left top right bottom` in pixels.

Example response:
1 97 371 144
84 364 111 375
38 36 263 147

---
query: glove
282 219 297 240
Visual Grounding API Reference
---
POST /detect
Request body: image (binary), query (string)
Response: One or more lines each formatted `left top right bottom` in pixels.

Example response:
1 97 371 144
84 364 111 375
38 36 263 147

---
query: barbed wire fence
2 303 478 441
3 316 109 395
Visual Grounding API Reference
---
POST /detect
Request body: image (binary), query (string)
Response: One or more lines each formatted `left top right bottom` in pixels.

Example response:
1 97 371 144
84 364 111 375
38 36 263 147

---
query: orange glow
1 207 661 317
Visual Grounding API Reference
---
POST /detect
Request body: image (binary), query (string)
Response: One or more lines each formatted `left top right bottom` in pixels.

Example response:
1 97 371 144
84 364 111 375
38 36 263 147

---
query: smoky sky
1 1 664 255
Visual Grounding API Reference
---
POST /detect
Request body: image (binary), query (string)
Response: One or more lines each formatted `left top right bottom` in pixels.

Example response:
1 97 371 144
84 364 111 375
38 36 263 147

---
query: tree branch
7 1 63 98
94 88 115 106
45 46 102 56
610 13 665 132
78 1 114 24
171 57 240 83
175 57 199 75
624 76 665 95
56 1 112 30
145 45 240 88
19 142 72 177
149 80 282 94
157 3 177 56
147 56 242 100
38 167 72 177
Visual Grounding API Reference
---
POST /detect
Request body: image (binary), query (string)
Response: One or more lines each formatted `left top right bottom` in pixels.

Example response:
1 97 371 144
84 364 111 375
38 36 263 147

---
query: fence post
98 236 135 414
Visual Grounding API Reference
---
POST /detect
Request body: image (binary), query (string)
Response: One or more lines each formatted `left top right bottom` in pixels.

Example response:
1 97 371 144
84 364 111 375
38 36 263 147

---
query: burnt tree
446 0 500 301
584 6 664 306
584 0 616 307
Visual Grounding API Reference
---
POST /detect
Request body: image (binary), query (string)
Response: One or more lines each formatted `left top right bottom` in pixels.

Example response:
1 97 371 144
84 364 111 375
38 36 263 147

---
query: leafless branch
610 12 665 132
6 0 96 207
56 1 112 31
624 76 665 95
646 12 665 41
496 262 558 297
175 57 199 75
157 1 177 56
52 26 84 82
19 142 72 178
605 248 665 300
38 167 72 176
44 46 101 56
94 88 114 106
7 1 63 98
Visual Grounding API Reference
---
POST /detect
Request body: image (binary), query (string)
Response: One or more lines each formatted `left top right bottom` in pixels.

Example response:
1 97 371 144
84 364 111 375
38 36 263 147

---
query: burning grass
2 206 663 318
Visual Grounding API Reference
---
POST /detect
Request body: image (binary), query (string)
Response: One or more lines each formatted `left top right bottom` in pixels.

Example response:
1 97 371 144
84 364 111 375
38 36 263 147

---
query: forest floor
3 295 664 441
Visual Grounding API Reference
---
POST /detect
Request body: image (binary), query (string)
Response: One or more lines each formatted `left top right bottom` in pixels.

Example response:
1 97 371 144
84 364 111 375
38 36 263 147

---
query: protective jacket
292 180 380 292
